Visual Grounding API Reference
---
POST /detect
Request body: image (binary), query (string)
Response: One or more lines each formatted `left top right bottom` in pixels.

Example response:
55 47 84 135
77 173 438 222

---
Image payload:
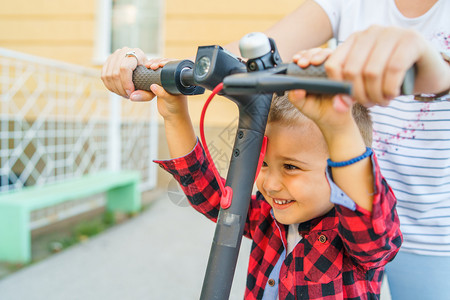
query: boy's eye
262 161 268 167
284 164 299 170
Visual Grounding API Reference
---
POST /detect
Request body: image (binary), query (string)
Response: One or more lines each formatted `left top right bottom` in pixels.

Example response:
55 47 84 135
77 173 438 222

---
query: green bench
0 170 141 263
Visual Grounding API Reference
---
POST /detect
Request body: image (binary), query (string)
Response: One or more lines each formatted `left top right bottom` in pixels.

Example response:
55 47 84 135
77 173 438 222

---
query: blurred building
1 0 301 125
1 0 299 65
0 0 300 236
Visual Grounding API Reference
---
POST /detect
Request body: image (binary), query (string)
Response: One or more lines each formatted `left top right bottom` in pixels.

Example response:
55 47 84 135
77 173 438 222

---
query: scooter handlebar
286 63 415 95
133 65 162 91
132 58 415 97
132 60 205 95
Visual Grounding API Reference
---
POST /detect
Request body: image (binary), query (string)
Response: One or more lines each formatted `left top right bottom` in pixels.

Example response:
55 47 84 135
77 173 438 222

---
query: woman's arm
224 0 333 59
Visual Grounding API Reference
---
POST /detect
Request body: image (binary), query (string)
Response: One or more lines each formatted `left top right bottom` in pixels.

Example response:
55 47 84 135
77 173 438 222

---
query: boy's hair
268 94 372 147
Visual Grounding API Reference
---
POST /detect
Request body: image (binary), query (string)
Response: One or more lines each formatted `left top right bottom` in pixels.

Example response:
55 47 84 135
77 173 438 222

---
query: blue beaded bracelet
327 147 373 167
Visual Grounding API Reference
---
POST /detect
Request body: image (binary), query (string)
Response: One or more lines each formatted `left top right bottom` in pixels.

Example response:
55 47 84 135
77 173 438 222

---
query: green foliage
102 211 115 226
74 219 105 238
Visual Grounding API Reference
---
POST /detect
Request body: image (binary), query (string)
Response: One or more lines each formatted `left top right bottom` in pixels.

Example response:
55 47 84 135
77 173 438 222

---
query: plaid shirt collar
268 199 338 252
297 207 337 236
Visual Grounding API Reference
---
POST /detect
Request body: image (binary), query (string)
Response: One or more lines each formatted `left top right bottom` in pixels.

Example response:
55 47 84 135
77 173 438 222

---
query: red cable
199 83 233 209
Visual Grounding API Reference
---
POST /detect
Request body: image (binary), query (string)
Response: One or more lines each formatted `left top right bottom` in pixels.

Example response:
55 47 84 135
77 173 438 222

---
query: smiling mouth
273 199 294 205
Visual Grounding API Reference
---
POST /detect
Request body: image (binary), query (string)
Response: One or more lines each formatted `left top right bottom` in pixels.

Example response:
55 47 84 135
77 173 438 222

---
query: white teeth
274 199 291 205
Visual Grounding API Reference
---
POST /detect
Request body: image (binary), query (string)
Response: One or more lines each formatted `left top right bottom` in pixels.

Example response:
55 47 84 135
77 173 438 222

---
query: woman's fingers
326 26 426 106
294 48 332 67
101 47 148 98
382 30 424 99
146 58 173 70
129 90 156 102
362 29 400 105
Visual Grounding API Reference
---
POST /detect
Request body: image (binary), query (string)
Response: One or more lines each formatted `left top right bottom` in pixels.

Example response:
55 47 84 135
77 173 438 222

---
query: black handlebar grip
286 63 327 78
286 63 415 95
132 65 162 92
132 61 205 95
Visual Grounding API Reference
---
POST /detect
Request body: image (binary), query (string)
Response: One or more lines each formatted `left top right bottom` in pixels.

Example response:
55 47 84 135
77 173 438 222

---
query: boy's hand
288 90 354 133
150 84 189 122
290 48 355 131
292 48 355 115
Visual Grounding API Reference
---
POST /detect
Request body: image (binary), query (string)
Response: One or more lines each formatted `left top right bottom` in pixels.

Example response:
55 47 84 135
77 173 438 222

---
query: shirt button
318 234 327 243
268 279 276 287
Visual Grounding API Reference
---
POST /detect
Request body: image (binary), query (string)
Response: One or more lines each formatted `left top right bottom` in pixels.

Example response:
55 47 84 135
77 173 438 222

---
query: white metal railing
0 47 158 195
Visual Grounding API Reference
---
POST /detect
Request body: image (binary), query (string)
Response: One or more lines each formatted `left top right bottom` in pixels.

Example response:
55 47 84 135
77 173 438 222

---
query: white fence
0 48 158 225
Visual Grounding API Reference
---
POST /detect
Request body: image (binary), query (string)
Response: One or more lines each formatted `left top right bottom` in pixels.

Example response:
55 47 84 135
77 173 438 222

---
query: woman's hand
101 49 194 157
101 47 173 101
325 25 450 106
291 26 450 109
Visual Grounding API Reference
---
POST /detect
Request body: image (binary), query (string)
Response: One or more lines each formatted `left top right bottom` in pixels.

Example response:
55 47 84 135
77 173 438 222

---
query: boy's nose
262 171 283 194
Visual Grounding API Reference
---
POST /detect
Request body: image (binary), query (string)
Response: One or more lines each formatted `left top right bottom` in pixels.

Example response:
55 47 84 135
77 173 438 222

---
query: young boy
151 80 402 299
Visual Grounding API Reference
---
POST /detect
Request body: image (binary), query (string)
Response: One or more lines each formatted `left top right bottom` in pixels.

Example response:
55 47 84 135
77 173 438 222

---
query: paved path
0 194 251 300
0 193 391 300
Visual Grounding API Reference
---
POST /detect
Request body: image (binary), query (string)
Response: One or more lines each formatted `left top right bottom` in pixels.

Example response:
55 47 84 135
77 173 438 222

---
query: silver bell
239 32 271 59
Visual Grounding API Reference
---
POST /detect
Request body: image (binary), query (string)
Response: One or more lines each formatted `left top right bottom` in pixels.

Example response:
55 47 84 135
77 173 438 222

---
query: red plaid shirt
155 141 402 299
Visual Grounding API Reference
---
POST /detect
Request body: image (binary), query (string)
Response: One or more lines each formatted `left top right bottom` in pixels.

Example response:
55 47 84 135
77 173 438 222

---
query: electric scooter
132 32 414 300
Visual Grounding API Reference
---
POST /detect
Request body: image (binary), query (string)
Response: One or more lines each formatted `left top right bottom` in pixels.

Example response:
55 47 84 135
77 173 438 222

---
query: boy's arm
152 86 262 238
151 84 222 221
155 137 264 240
318 104 373 211
289 91 374 211
290 91 402 267
150 84 196 158
327 154 402 268
155 139 223 222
